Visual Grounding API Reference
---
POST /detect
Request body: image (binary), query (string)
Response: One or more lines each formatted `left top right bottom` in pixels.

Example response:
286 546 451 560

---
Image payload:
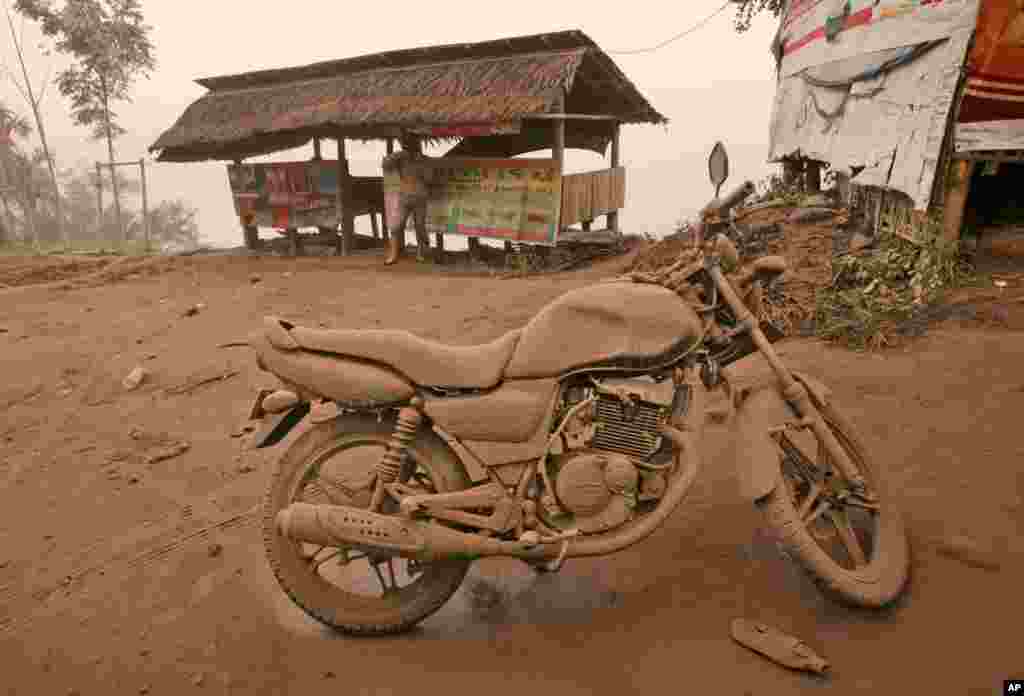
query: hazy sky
0 0 779 247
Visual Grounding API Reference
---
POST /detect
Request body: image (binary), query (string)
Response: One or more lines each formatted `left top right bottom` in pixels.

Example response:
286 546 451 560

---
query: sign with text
227 160 339 229
383 157 562 245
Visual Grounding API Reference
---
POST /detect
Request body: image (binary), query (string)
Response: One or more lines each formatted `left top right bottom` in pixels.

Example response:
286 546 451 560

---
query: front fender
732 383 792 502
731 371 831 502
792 371 830 408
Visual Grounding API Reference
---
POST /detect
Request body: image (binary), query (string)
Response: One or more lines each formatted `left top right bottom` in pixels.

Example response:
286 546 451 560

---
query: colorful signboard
383 158 562 245
957 0 1024 124
777 0 974 78
227 160 339 229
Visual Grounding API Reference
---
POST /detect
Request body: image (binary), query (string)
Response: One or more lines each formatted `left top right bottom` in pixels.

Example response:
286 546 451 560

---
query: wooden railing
560 167 626 227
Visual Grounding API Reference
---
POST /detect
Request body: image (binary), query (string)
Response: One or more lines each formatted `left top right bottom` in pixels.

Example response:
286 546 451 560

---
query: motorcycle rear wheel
262 413 472 635
757 396 909 608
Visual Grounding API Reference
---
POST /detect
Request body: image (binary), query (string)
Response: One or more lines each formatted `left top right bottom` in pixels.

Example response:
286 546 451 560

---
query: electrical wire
606 1 733 55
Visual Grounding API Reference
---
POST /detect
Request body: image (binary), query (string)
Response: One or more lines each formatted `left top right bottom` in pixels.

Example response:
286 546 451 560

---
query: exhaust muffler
276 422 702 563
276 501 543 561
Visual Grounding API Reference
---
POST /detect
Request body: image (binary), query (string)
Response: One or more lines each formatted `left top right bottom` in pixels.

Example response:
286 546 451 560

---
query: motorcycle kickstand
529 539 571 574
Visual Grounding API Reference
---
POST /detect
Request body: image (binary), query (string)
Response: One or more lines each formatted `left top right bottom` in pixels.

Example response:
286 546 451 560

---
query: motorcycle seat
262 317 521 389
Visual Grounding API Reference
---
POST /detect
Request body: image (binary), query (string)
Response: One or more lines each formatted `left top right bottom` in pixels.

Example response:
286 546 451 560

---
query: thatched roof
149 30 666 163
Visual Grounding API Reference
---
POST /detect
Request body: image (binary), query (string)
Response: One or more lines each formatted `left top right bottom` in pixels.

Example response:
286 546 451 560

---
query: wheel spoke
283 439 443 607
303 545 327 562
828 508 868 567
778 434 821 484
804 499 831 526
843 496 880 512
298 480 335 505
369 557 399 596
386 558 398 589
797 481 823 520
313 549 343 570
411 471 434 491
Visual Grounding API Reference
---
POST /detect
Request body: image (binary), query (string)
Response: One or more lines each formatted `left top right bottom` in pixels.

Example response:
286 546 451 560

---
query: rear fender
732 371 831 501
249 402 311 449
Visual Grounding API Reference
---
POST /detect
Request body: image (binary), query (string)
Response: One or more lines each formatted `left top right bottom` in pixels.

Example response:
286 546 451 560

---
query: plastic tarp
768 0 981 209
778 0 979 79
954 0 1024 152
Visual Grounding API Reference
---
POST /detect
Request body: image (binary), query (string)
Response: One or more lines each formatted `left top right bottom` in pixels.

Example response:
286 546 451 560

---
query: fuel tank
504 282 703 379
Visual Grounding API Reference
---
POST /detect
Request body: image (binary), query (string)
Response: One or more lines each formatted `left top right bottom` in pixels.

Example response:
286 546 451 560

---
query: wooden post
232 159 256 251
434 232 445 264
782 158 802 190
552 117 565 175
288 228 300 256
553 114 565 243
834 170 852 207
139 158 150 252
95 162 104 240
370 210 379 239
380 139 394 244
313 137 322 160
805 160 822 193
607 122 621 235
336 136 355 256
941 159 975 245
244 224 260 250
468 236 481 261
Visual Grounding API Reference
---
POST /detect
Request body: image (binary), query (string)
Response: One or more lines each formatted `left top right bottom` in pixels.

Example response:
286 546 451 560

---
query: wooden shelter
767 0 1024 247
149 30 666 256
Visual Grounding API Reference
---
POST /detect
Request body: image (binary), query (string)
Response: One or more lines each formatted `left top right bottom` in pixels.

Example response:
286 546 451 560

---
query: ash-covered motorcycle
241 142 909 635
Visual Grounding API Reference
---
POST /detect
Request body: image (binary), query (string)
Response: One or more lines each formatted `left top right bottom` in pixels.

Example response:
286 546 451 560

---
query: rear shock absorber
369 401 423 510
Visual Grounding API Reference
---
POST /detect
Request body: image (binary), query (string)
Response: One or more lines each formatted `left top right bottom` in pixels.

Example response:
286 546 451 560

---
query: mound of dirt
628 234 695 275
0 256 120 288
67 255 179 288
627 206 837 334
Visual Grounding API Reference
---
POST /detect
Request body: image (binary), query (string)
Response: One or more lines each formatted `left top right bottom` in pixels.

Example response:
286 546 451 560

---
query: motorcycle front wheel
262 413 472 635
757 395 909 608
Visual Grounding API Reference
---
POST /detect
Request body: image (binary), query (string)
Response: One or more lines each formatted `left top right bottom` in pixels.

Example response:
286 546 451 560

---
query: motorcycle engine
542 375 686 534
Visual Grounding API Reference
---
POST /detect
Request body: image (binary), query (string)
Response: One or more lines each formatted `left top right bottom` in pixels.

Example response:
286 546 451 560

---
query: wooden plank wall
560 167 626 227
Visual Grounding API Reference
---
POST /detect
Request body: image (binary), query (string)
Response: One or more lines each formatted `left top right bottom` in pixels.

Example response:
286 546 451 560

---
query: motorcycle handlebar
702 180 756 218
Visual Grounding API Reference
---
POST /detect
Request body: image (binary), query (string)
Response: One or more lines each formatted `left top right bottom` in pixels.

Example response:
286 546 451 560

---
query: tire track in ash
0 505 260 636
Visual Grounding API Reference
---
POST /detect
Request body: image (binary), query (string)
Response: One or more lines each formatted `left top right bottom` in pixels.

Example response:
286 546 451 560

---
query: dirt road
0 252 1021 695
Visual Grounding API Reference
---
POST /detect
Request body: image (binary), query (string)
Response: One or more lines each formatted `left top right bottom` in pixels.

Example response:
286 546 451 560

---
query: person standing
383 134 437 264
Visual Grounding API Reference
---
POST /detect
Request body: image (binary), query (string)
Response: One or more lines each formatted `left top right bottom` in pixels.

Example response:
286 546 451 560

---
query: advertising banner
384 157 562 245
227 160 339 229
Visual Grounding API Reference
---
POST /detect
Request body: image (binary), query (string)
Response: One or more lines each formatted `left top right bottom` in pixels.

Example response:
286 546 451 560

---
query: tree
60 162 138 240
732 0 784 33
137 199 199 249
59 163 98 236
3 2 65 245
14 0 156 242
0 101 32 241
0 101 32 139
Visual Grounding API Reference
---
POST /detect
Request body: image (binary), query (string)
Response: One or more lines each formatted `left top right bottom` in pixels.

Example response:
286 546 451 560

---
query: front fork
705 259 870 495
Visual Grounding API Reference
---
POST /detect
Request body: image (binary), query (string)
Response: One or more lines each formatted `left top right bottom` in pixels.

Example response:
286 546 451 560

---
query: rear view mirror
708 141 730 198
